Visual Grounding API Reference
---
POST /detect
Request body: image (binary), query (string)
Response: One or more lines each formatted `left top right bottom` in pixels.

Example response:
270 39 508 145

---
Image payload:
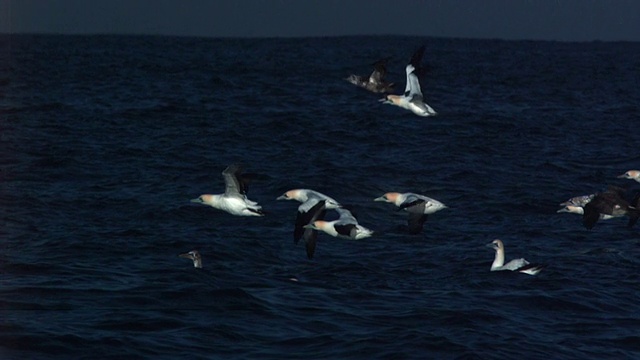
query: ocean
1 34 639 359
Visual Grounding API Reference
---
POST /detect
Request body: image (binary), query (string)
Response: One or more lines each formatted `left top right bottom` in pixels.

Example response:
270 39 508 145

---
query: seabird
277 189 341 243
374 192 447 234
618 170 640 183
179 250 202 268
486 239 543 275
304 208 374 240
556 193 615 220
557 204 616 220
379 45 437 117
559 194 595 208
583 187 640 230
345 58 394 93
276 189 341 210
191 164 264 216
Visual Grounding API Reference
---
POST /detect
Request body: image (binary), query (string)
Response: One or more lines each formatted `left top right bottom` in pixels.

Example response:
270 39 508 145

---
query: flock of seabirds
179 46 640 276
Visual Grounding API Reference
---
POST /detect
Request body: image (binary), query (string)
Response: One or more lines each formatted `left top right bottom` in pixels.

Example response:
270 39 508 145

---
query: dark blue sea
1 34 639 359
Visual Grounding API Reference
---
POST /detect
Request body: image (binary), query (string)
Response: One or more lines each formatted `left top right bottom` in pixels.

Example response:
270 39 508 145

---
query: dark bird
583 186 640 230
345 58 394 93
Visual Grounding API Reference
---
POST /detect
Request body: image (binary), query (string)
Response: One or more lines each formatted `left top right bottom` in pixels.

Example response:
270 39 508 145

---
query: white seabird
618 170 640 183
191 164 264 216
277 189 341 244
304 208 374 240
486 239 543 275
179 250 202 268
374 192 447 234
379 45 437 117
345 58 394 94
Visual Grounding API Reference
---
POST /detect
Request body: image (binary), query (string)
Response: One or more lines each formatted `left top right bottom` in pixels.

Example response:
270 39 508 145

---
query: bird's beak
190 198 203 203
485 243 496 250
617 174 627 178
276 195 287 200
373 196 386 202
179 253 193 259
303 224 316 230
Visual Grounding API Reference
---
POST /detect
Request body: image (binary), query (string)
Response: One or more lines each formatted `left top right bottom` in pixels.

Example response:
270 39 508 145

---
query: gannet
304 208 374 240
191 164 264 216
345 58 394 94
486 239 543 275
559 194 595 207
374 192 447 234
583 187 640 229
618 170 640 183
556 193 615 220
557 204 615 220
379 45 437 117
179 250 202 268
277 189 341 244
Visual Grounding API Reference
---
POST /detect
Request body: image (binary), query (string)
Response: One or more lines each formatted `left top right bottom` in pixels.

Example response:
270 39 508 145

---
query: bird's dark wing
294 200 326 244
582 201 601 230
407 213 428 234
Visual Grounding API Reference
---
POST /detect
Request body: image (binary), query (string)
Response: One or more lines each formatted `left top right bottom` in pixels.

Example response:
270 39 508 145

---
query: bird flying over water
582 186 639 230
345 58 394 93
304 208 374 240
379 46 437 117
277 189 343 259
191 164 264 216
374 192 447 234
277 189 341 243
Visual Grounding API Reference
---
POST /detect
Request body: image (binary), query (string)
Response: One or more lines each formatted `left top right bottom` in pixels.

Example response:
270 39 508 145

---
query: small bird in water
486 239 543 275
191 164 264 216
345 58 394 94
618 170 640 183
179 250 202 268
380 45 437 117
374 192 447 234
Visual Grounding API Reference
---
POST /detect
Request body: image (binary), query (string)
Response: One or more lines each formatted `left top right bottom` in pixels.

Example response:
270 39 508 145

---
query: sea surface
1 34 639 359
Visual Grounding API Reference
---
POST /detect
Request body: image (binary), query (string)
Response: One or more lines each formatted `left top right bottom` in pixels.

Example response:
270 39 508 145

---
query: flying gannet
379 45 437 117
374 192 447 234
191 164 264 216
304 208 373 240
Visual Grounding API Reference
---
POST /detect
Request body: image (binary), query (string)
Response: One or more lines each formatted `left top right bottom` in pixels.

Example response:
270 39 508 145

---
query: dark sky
1 0 639 41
